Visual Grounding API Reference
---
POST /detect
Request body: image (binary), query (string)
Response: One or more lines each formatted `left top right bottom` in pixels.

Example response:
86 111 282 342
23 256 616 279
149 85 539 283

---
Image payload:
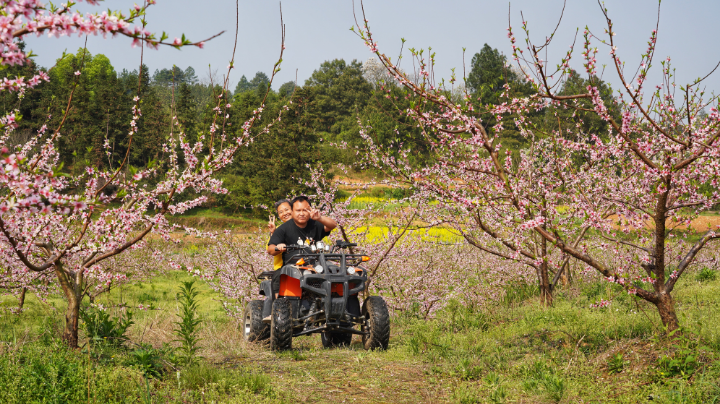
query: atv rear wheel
362 296 390 350
270 298 293 351
243 300 269 342
321 331 352 348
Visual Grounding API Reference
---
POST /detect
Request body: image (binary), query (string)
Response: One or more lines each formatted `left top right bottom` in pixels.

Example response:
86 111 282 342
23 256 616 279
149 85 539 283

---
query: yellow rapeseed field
350 226 462 243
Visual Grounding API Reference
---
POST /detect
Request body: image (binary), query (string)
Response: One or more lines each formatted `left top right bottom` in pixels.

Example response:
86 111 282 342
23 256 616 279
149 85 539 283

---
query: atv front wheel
362 296 390 350
270 298 293 351
321 332 352 348
243 300 269 342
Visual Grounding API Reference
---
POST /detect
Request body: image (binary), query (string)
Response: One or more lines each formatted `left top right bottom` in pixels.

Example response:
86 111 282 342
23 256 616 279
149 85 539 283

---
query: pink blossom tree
353 1 720 331
0 0 287 346
184 231 271 320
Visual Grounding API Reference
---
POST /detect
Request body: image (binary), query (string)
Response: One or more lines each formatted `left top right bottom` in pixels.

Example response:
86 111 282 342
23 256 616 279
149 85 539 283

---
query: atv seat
257 271 275 281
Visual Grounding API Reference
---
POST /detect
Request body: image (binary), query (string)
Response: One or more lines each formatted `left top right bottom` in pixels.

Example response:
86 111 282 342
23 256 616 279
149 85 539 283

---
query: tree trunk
539 264 553 306
55 265 82 348
560 262 569 287
18 287 26 310
539 227 553 306
63 293 81 348
656 292 680 333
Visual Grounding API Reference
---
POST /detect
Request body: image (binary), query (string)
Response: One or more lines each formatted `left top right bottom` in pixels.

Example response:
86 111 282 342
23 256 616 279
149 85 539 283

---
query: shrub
0 341 141 403
657 335 699 380
126 344 167 378
81 308 134 347
696 267 717 283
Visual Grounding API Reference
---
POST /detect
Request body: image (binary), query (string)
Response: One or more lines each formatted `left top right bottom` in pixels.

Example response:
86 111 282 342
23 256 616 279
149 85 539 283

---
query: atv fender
278 265 304 297
277 265 303 279
261 280 274 318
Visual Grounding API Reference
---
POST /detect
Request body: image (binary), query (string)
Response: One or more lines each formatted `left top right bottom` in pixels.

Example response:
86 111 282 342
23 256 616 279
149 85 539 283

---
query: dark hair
274 199 291 210
290 195 311 209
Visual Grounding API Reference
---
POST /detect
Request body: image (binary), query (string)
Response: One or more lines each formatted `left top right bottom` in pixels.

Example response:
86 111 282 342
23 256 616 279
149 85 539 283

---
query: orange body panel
331 283 344 296
279 275 302 297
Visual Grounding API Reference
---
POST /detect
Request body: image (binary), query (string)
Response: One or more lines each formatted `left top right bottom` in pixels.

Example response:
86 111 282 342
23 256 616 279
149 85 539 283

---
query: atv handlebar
274 244 306 252
275 240 358 253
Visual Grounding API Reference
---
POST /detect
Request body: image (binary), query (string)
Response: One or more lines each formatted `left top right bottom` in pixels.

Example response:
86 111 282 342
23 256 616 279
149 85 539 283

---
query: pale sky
24 0 720 95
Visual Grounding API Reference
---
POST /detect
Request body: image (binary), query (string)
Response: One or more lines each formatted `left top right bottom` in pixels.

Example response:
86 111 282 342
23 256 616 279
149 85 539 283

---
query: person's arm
267 227 286 256
310 208 337 232
267 243 286 256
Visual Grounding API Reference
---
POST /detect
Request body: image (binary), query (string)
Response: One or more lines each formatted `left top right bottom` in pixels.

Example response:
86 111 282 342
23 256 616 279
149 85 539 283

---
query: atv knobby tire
243 300 269 342
362 296 390 350
270 299 293 351
321 331 352 348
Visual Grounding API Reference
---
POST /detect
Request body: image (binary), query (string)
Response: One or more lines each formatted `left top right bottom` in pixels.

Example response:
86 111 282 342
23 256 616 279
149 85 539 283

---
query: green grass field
1 192 719 403
1 265 719 403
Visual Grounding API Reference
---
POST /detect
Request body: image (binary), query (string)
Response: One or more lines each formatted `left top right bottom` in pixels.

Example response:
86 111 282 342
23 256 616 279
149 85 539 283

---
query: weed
522 361 566 403
481 372 507 403
174 280 203 366
697 267 717 283
234 372 274 395
657 349 698 379
137 292 158 304
582 281 606 300
542 373 566 403
455 357 482 380
80 307 134 347
278 349 307 361
503 280 539 306
489 385 508 404
608 352 626 374
180 363 274 396
126 343 165 378
452 383 482 404
445 300 491 332
0 340 141 402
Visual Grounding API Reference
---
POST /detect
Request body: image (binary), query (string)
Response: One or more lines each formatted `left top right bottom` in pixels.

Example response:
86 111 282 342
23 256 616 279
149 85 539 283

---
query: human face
291 200 310 227
276 202 292 223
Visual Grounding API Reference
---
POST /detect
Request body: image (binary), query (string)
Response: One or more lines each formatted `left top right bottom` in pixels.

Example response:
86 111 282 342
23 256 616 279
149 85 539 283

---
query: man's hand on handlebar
275 243 287 252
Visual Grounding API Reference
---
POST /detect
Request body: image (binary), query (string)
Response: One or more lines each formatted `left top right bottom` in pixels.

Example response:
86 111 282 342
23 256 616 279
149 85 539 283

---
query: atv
243 239 390 351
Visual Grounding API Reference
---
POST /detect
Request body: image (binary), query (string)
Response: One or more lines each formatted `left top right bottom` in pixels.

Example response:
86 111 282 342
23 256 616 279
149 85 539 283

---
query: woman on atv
268 199 293 271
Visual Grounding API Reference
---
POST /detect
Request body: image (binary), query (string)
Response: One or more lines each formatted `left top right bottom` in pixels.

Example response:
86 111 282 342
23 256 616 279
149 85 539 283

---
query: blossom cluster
590 299 611 309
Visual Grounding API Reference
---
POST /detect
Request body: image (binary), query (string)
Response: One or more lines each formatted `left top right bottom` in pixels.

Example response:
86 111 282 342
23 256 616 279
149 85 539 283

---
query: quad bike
243 239 390 351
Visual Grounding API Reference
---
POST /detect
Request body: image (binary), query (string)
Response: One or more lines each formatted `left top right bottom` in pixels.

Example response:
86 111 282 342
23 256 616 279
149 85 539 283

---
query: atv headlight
314 265 324 274
310 244 317 252
324 244 330 252
347 266 356 275
316 241 324 250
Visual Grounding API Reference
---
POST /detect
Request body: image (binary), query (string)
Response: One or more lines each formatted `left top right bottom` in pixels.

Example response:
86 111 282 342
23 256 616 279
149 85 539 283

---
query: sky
24 0 720 95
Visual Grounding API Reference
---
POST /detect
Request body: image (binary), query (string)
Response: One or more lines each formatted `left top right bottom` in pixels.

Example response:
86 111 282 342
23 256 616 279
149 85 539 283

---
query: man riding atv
266 196 338 316
244 195 389 350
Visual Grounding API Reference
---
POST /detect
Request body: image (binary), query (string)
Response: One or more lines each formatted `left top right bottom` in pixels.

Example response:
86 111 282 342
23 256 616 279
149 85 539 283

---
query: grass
2 191 720 403
1 264 719 403
168 207 265 231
